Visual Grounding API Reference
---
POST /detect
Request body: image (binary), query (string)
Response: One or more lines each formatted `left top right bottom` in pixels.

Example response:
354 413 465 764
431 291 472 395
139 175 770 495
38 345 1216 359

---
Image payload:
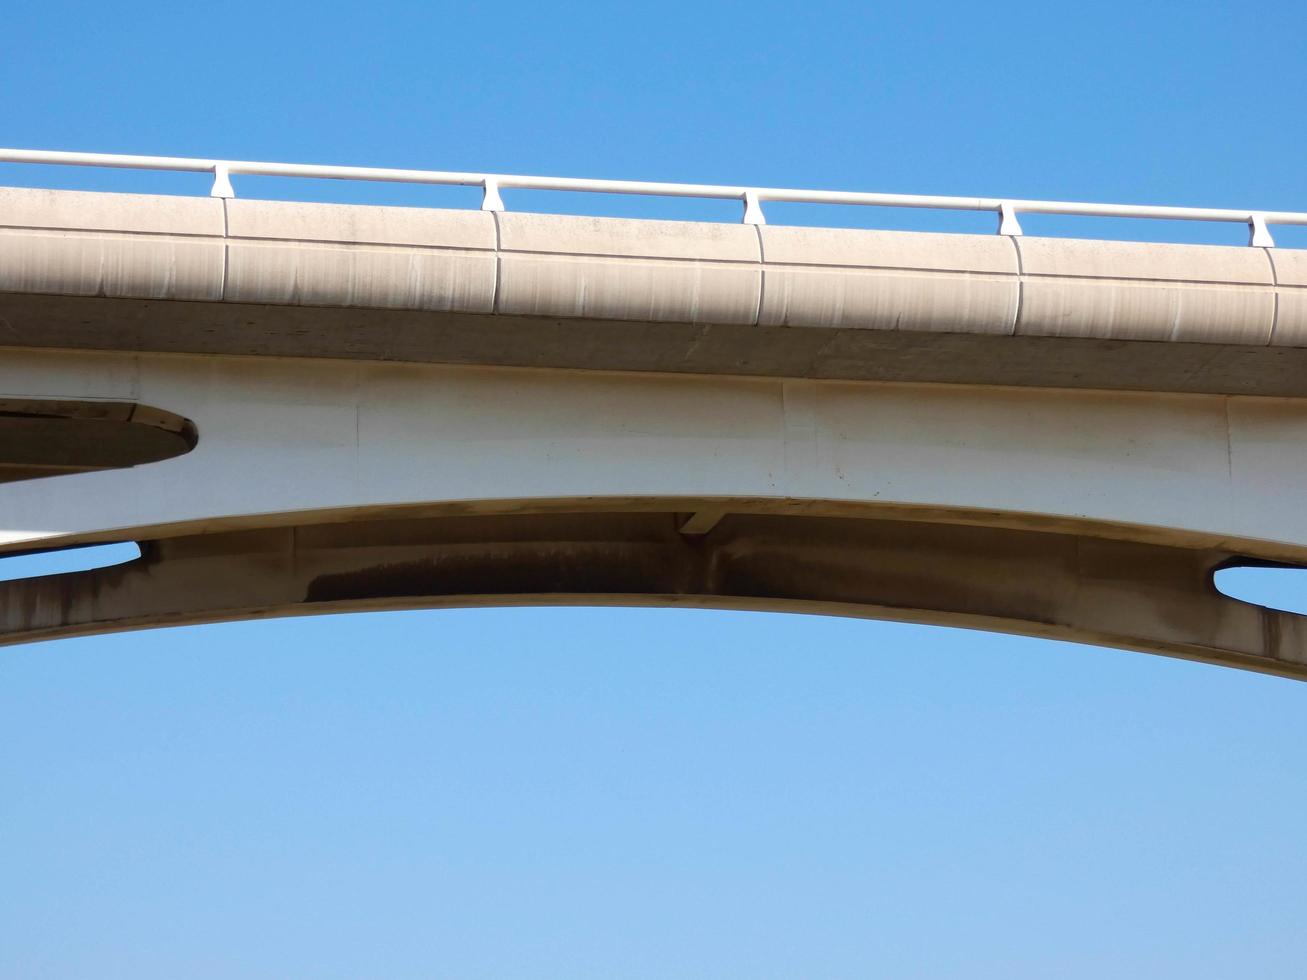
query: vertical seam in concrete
490 211 503 314
1223 396 1234 489
1263 246 1281 346
219 198 230 301
780 379 818 497
752 223 766 326
1007 235 1024 336
353 362 362 504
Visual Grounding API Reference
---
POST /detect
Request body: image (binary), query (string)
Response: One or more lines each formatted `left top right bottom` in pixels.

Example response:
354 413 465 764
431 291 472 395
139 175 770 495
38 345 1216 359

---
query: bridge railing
1 147 1304 247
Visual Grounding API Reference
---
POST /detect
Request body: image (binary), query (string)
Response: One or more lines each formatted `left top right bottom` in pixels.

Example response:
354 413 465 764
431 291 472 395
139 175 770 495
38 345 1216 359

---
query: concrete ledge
496 212 762 323
224 240 497 312
224 199 498 312
759 226 1019 334
1016 237 1276 344
0 230 225 300
1270 249 1307 347
224 198 496 249
7 293 1307 396
0 188 225 300
0 187 224 236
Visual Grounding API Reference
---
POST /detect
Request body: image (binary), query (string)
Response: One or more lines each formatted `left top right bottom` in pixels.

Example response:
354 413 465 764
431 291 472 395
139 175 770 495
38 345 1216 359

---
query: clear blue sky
2 2 1307 977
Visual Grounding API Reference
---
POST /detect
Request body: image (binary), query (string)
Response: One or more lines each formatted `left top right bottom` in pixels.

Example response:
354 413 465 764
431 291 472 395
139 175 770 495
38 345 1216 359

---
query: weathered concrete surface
497 212 761 324
2 186 1306 394
1016 237 1276 344
4 189 1307 670
2 511 1305 680
224 198 497 312
757 225 1018 334
0 188 224 300
1269 248 1307 346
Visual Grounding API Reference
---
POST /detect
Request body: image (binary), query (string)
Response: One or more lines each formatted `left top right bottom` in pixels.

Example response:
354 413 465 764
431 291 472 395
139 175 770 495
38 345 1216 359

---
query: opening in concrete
0 398 196 482
1213 563 1307 617
0 541 141 582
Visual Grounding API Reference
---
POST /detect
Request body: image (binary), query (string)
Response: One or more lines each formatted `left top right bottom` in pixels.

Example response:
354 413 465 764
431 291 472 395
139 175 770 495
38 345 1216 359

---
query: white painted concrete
0 349 1305 563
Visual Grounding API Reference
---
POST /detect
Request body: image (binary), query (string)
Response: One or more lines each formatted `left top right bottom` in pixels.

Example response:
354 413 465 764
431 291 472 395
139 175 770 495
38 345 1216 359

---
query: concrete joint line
1263 246 1281 347
490 210 502 315
219 198 230 302
1009 234 1025 336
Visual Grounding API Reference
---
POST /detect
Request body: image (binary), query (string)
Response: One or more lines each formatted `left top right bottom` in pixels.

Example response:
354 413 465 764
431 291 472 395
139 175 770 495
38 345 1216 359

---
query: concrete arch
0 348 1305 677
2 505 1303 679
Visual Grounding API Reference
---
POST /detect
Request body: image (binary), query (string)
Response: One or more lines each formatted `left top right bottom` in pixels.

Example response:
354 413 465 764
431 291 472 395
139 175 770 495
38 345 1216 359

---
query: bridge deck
1 187 1305 395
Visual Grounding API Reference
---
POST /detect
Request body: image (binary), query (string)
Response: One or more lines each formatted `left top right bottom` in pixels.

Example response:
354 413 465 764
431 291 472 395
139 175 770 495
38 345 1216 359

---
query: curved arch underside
4 346 1307 679
4 506 1305 680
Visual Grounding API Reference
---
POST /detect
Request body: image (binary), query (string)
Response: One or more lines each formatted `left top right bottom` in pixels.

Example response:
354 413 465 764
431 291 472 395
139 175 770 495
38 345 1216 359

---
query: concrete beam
3 348 1307 561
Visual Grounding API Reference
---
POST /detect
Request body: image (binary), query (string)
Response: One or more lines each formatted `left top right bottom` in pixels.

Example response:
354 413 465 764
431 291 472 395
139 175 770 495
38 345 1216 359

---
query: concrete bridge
3 154 1307 678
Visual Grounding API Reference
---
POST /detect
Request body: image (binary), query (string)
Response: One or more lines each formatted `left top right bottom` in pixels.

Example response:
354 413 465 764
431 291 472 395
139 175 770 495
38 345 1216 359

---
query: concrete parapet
496 212 761 324
0 186 224 236
0 187 225 300
224 199 497 312
758 226 1018 334
1015 237 1276 344
2 185 1307 372
1269 249 1307 347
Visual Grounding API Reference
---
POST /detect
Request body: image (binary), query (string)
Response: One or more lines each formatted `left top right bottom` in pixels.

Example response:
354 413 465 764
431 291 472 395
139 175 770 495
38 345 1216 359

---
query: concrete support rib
2 512 1305 680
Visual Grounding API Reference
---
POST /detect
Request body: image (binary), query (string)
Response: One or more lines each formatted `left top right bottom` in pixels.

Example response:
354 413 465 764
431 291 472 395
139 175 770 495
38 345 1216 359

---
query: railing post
742 190 766 225
1248 214 1275 248
209 163 234 199
997 202 1023 236
481 178 505 212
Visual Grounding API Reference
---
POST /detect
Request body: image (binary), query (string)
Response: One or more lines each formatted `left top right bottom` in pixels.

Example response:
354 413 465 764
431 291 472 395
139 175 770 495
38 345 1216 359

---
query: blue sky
2 2 1307 977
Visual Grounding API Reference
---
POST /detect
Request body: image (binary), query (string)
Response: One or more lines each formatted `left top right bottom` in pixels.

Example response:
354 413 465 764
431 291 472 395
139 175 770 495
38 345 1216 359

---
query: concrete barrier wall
0 185 1302 347
0 188 225 300
1270 248 1307 346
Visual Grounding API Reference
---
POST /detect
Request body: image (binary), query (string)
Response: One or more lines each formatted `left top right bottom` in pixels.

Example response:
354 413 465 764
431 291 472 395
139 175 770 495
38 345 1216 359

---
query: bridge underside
6 292 1307 398
1 337 1306 679
3 505 1305 679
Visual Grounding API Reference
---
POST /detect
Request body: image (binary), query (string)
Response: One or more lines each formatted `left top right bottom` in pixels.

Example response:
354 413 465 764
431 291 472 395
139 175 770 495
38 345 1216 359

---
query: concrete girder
4 349 1307 559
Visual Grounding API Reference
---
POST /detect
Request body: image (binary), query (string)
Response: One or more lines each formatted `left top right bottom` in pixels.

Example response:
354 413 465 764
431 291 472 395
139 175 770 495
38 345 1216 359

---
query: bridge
2 148 1307 678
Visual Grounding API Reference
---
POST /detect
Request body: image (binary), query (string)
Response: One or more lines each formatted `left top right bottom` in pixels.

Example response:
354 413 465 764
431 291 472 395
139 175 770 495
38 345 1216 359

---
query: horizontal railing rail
1 147 1304 247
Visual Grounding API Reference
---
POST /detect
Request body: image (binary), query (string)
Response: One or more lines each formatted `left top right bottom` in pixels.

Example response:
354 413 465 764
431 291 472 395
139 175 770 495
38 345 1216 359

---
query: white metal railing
1 147 1304 247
